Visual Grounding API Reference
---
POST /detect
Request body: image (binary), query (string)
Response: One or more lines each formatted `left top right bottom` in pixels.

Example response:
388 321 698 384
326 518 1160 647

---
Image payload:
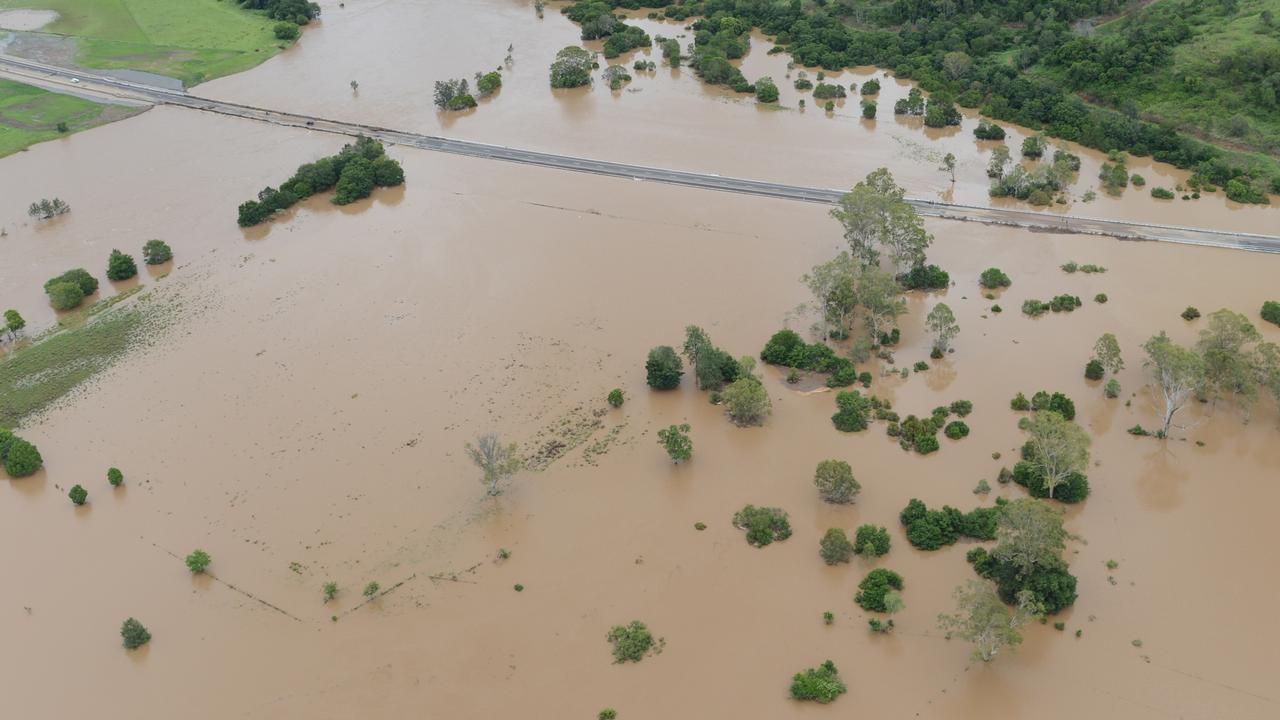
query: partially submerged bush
606 621 654 663
813 459 860 504
789 660 846 703
1028 391 1076 420
657 424 692 463
1 435 43 478
1084 359 1105 380
69 484 88 505
969 547 1078 614
120 618 151 649
949 400 973 417
645 346 683 389
1261 301 1280 327
1012 460 1090 503
855 568 904 612
733 505 792 547
722 375 771 426
853 524 891 558
106 250 138 281
898 264 950 290
1181 306 1201 321
46 282 85 311
607 389 624 408
831 391 872 432
142 239 173 265
550 46 594 88
107 467 124 487
979 267 1011 289
1104 378 1121 398
944 421 970 439
900 498 1001 549
185 549 211 574
819 528 855 565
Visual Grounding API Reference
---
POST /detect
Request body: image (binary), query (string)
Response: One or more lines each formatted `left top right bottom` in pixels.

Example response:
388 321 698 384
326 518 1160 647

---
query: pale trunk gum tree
992 498 1068 578
802 252 859 342
938 581 1042 662
1143 332 1205 436
1025 410 1089 499
856 267 905 345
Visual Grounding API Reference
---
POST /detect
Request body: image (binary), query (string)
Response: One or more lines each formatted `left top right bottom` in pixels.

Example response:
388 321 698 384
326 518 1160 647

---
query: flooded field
196 0 1278 233
2 2 1280 719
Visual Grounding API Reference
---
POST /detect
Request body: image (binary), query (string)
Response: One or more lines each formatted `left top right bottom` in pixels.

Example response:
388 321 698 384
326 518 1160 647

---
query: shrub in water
831 391 872 432
1084 359 1105 380
69 484 88 505
120 618 151 649
607 389 624 408
107 467 123 487
105 250 138 281
789 660 846 703
606 621 654 663
733 505 792 547
944 421 970 439
819 528 855 565
185 549 211 574
979 268 1011 289
855 568 904 612
853 524 891 558
1260 301 1280 327
813 459 860 504
3 437 43 477
142 239 173 265
645 346 683 389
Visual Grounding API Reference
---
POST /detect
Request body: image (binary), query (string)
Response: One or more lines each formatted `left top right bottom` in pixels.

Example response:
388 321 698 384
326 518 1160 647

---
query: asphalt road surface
3 55 1277 253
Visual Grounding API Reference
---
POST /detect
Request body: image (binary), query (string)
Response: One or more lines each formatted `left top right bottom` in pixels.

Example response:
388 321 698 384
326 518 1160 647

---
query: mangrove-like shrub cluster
237 137 405 226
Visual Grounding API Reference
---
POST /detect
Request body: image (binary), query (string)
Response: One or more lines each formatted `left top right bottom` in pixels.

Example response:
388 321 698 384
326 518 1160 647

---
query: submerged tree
925 303 959 353
938 580 1042 662
856 267 906 344
1143 332 1205 436
802 251 860 341
657 423 692 463
120 618 151 650
830 168 932 272
465 433 522 495
1023 411 1090 500
1196 309 1262 412
722 360 772 426
992 498 1068 578
1093 333 1124 375
550 46 594 88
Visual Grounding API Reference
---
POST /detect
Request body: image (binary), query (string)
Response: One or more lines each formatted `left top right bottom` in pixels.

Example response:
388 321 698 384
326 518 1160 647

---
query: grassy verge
0 79 135 157
0 304 143 427
0 0 294 86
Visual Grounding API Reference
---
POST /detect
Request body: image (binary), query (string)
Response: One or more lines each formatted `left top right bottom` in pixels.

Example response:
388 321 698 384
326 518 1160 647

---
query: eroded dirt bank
1 105 1279 718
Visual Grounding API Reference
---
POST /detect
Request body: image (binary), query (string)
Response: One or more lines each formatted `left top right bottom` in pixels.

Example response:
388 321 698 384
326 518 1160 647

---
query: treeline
560 0 1277 202
237 0 320 24
237 137 405 227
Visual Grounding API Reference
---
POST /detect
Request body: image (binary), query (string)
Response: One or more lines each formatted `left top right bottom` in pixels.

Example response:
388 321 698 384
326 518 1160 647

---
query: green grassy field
0 0 293 85
0 79 133 157
0 306 142 427
1094 0 1280 155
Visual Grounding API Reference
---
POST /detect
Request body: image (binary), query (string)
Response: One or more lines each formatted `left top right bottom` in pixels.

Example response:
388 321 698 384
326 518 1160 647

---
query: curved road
3 55 1278 253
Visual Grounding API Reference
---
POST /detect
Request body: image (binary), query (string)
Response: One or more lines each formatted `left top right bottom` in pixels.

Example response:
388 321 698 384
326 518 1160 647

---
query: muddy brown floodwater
2 2 1280 719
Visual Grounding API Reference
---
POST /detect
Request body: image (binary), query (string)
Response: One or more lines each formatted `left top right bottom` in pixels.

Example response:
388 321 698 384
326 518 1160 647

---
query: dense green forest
563 0 1280 203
